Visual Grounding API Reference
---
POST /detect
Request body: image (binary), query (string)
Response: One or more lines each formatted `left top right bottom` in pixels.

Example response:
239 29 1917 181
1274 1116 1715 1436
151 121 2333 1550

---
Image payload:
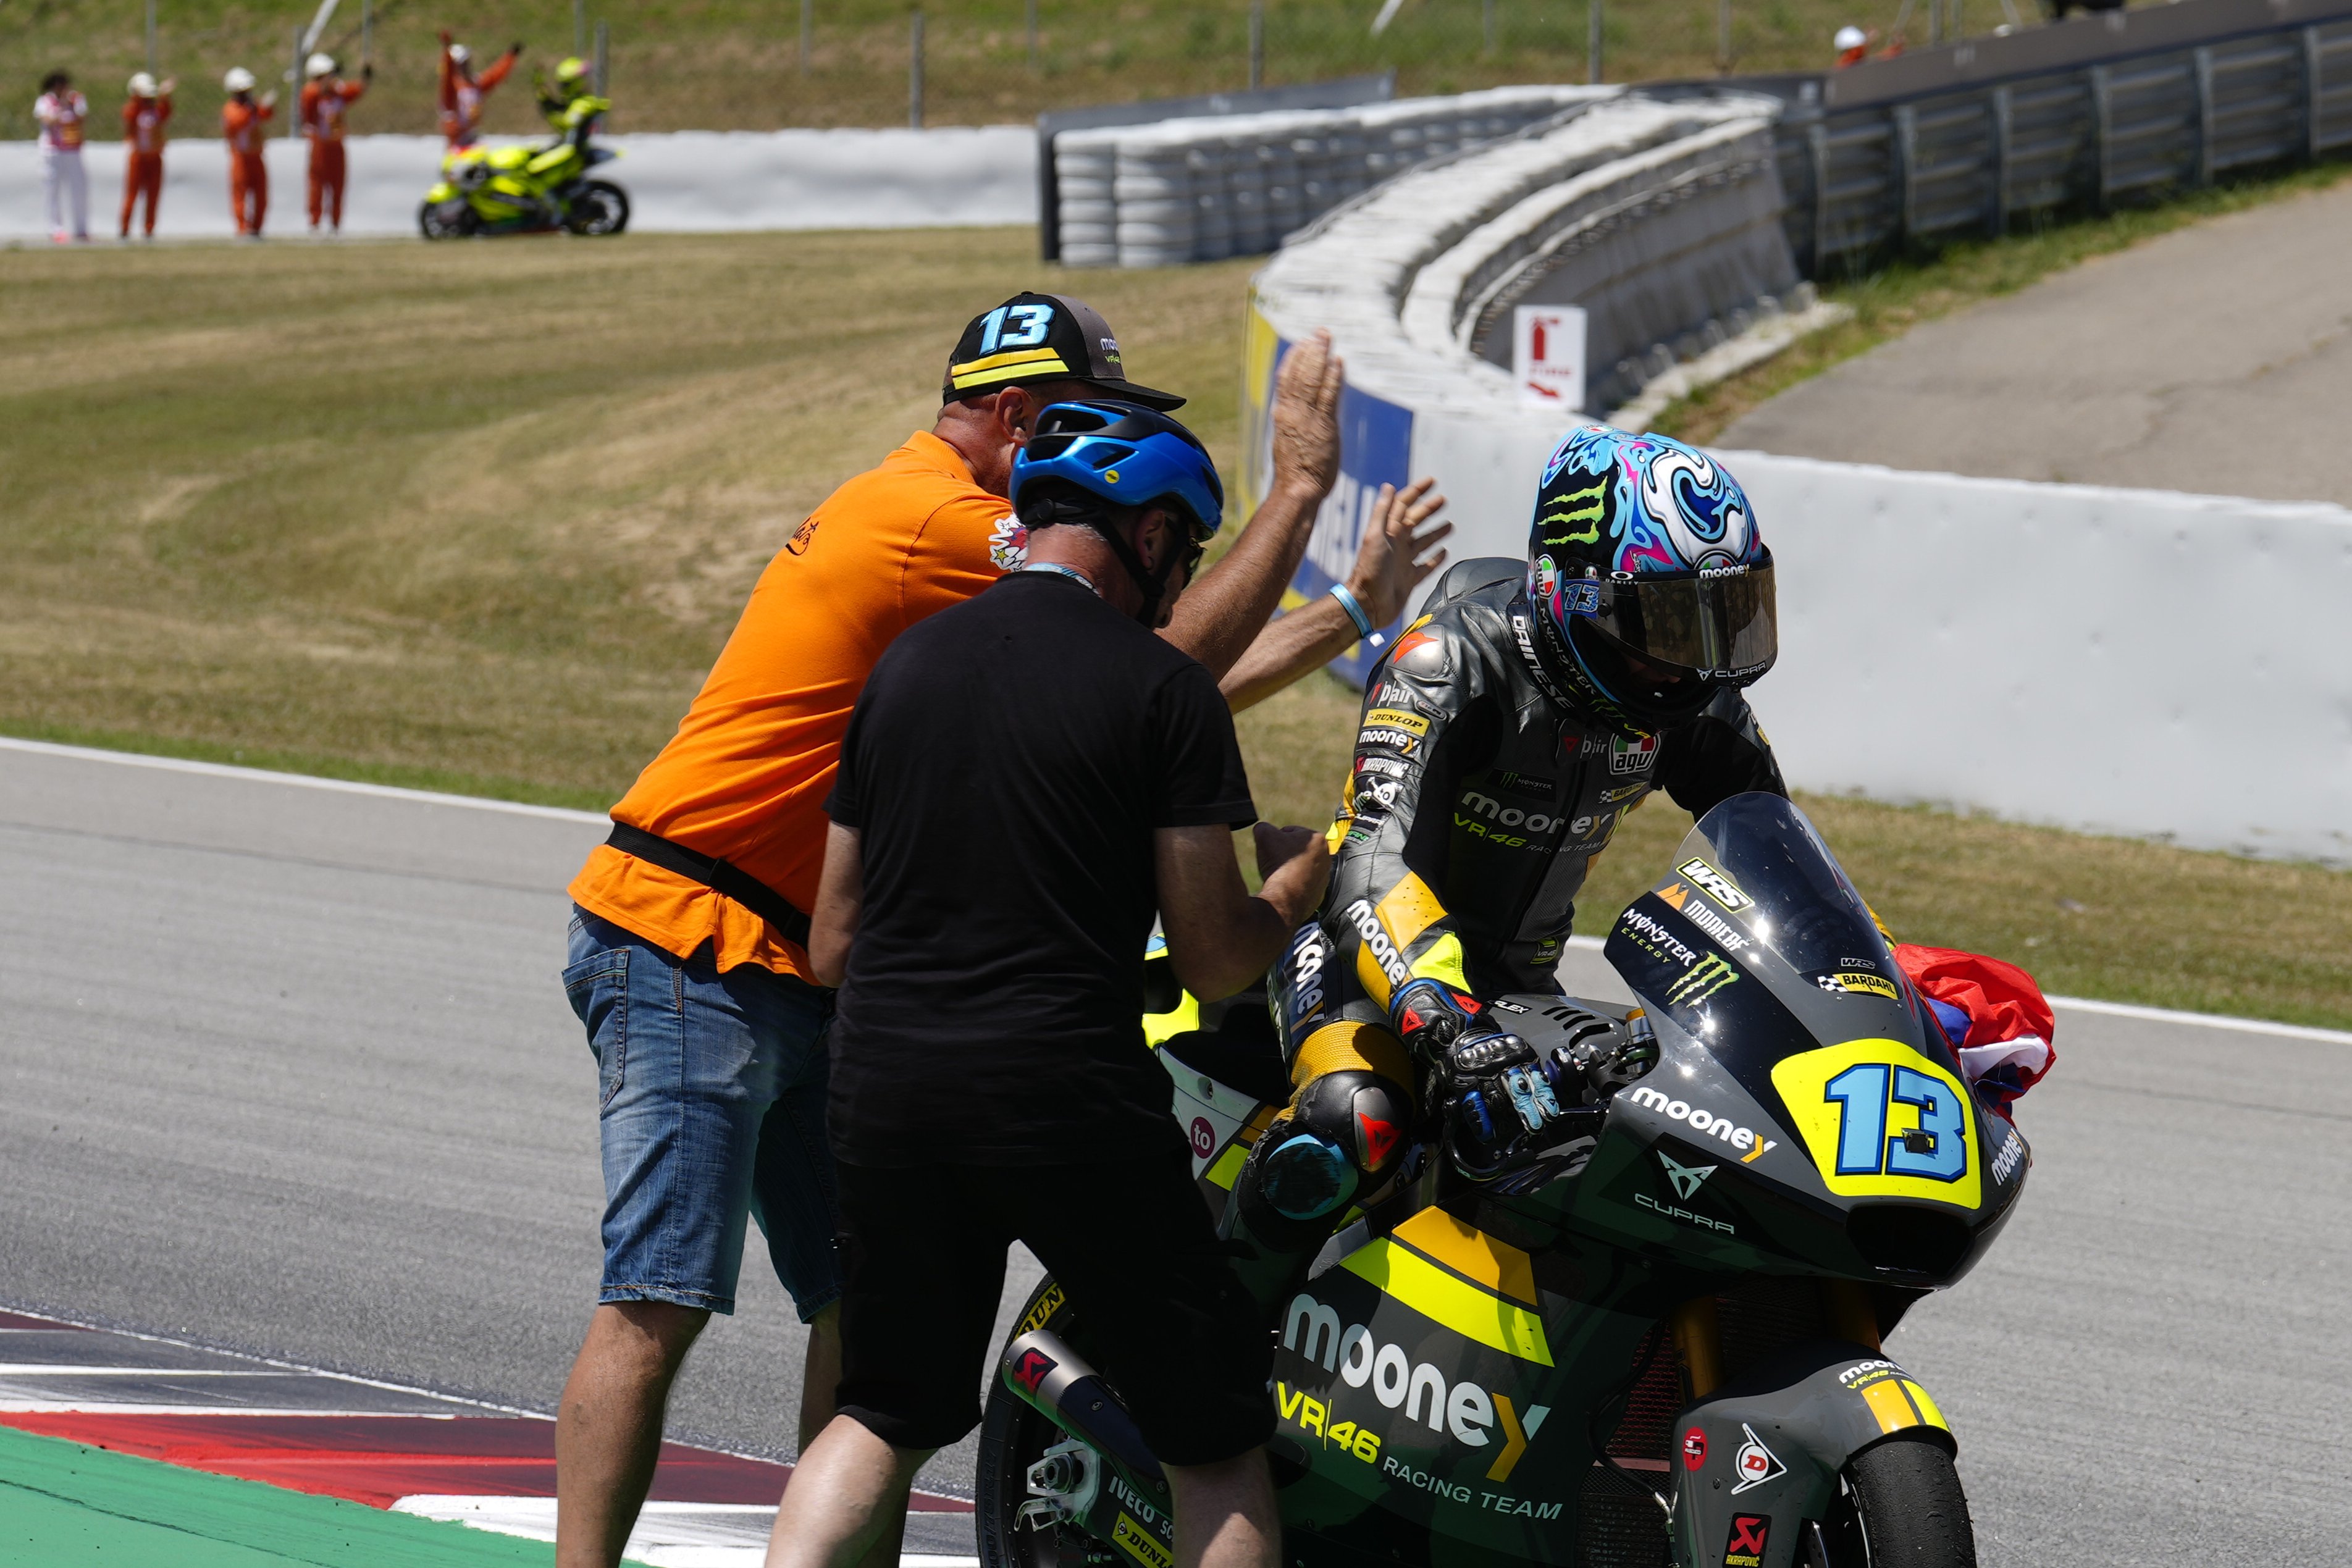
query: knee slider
1292 1068 1410 1182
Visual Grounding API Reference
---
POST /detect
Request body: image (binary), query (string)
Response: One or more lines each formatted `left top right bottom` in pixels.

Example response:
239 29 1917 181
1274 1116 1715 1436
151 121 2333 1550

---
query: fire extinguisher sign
1513 304 1588 412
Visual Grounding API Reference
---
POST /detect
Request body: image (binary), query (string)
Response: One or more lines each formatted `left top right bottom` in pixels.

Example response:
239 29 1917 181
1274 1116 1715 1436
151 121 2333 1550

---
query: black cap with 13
942 291 1185 411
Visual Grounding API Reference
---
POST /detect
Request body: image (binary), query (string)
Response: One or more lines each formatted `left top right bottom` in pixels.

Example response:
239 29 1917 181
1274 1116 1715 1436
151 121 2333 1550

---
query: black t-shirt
825 571 1257 1166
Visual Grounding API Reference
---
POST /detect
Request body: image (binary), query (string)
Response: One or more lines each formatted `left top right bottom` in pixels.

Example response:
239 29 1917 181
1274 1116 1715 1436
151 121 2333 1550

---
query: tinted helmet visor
1567 556 1777 683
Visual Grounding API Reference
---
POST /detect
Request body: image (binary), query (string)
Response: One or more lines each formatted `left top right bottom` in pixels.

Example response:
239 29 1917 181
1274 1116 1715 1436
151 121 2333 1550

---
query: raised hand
1346 477 1453 629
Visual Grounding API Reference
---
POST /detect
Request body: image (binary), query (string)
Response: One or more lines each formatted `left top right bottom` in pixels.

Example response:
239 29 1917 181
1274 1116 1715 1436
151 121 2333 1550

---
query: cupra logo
1658 1152 1716 1201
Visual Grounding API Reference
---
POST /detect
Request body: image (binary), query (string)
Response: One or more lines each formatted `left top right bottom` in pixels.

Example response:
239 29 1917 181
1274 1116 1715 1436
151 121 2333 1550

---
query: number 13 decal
1770 1039 1981 1206
978 303 1054 354
1823 1063 1967 1181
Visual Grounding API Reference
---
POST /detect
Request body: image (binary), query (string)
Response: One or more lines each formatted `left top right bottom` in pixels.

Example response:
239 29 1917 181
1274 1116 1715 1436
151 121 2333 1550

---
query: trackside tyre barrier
1052 87 1617 267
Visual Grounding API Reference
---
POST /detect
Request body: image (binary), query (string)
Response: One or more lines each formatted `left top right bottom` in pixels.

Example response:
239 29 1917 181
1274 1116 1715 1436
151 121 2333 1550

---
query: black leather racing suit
1232 558 1784 1259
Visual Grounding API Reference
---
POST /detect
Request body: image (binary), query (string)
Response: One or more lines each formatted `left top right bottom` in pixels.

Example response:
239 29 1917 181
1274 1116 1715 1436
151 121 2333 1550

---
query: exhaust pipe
1000 1329 1167 1489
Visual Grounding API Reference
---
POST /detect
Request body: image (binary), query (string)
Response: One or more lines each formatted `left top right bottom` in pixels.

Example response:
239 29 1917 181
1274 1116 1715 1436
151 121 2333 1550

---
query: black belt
605 823 812 947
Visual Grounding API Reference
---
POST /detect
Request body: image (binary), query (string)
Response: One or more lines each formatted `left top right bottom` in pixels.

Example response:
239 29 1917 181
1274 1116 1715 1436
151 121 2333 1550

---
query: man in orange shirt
120 72 174 240
301 53 370 233
439 31 521 148
220 67 275 237
552 293 1455 1568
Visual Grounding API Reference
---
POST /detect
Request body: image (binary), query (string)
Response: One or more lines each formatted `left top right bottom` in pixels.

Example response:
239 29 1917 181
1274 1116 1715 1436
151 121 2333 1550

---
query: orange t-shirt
568 430 1027 980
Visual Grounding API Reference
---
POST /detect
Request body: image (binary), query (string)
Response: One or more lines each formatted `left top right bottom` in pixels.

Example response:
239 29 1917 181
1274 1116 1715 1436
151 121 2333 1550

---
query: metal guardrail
1775 0 2352 269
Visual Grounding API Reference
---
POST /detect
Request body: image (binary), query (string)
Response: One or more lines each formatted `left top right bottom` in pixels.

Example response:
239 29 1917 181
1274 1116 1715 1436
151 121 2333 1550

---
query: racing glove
1389 977 1482 1060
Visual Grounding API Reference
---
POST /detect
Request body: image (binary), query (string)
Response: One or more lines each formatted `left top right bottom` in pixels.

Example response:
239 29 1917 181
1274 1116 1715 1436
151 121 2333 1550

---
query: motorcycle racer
534 56 603 133
1230 424 1784 1267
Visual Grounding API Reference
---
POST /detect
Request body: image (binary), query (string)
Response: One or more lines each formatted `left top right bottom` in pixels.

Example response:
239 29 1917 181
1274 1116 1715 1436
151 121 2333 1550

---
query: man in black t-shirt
766 403 1331 1568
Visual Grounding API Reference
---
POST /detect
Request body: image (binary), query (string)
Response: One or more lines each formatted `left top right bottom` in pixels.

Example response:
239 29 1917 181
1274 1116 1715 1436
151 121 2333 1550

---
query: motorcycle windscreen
1634 793 1987 1213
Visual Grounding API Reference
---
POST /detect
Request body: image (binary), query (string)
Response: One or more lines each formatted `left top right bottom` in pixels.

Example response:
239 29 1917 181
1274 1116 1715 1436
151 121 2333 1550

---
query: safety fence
1781 0 2352 269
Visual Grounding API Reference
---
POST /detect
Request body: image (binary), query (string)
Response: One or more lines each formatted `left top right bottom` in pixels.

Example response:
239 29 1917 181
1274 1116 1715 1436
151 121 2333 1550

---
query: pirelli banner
1241 293 1569 690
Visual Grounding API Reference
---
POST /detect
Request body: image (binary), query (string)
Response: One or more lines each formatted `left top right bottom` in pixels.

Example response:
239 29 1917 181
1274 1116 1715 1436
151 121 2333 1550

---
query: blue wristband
1329 584 1383 647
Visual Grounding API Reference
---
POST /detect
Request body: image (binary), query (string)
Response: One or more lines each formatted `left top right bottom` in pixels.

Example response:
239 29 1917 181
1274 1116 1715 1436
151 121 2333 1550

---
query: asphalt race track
1716 179 2352 508
4 738 2350 1562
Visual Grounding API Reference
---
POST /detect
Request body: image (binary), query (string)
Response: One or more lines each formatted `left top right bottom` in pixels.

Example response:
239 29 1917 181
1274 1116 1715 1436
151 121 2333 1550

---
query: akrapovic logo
1627 1084 1779 1162
1677 858 1753 912
1344 900 1410 988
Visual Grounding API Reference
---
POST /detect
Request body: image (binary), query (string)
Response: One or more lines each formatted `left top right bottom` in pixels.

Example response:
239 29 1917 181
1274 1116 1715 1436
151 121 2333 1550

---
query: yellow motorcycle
419 76 628 239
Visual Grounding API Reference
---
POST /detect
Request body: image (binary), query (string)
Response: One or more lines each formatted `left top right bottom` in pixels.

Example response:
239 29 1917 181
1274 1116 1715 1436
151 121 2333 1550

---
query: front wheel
565 180 629 236
1804 1435 1975 1567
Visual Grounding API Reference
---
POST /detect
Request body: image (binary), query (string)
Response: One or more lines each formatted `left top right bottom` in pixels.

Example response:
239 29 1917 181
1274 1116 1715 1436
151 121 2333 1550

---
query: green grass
5 0 2165 137
1650 156 2352 445
4 222 2350 1031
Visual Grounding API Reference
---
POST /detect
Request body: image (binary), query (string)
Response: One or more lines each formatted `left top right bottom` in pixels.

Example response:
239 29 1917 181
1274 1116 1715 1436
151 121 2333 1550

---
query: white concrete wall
0 127 1037 241
1721 453 2352 865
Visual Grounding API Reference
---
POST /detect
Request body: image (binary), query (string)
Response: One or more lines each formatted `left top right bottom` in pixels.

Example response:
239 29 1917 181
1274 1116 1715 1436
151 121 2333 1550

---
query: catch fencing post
1588 0 1603 83
1718 0 1731 72
910 9 925 128
800 0 813 73
1250 0 1264 90
290 25 303 140
595 19 609 93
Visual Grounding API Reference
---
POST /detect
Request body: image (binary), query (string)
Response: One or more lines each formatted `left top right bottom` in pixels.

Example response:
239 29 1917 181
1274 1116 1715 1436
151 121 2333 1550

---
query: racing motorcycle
418 122 628 239
979 792 2025 1568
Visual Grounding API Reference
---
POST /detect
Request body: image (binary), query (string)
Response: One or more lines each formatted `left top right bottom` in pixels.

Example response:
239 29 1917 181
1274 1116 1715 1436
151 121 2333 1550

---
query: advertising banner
1241 296 1418 691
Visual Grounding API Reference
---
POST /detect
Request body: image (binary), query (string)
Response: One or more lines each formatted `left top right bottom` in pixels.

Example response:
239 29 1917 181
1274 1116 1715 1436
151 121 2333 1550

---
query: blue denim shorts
563 905 842 1320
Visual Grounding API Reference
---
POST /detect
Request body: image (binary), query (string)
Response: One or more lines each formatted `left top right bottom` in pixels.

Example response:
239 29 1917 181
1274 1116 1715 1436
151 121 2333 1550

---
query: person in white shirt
34 70 91 243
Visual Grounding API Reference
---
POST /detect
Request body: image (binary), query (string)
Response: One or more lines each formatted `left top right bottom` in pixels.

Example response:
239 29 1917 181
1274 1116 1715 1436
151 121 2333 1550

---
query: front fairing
1579 794 2025 1288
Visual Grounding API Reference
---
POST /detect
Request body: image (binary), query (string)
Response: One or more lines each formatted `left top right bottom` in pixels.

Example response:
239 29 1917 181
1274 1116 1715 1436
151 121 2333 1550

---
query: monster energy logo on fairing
1665 954 1739 1007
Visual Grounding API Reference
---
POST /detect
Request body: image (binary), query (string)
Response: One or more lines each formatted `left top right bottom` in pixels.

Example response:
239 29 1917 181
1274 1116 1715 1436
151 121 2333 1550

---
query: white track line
0 736 607 824
0 1366 291 1375
1563 934 2352 1044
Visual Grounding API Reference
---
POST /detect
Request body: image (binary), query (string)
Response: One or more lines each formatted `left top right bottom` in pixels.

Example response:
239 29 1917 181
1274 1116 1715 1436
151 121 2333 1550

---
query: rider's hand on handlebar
1390 976 1477 1058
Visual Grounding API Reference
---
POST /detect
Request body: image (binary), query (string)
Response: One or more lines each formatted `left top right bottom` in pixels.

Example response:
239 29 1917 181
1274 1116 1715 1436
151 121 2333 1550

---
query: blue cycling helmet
1010 400 1225 537
1522 424 1776 737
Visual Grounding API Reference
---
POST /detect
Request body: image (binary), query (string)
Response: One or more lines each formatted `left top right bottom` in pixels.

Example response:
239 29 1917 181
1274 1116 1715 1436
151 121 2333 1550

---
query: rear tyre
418 200 477 240
566 180 629 236
1804 1435 1976 1568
